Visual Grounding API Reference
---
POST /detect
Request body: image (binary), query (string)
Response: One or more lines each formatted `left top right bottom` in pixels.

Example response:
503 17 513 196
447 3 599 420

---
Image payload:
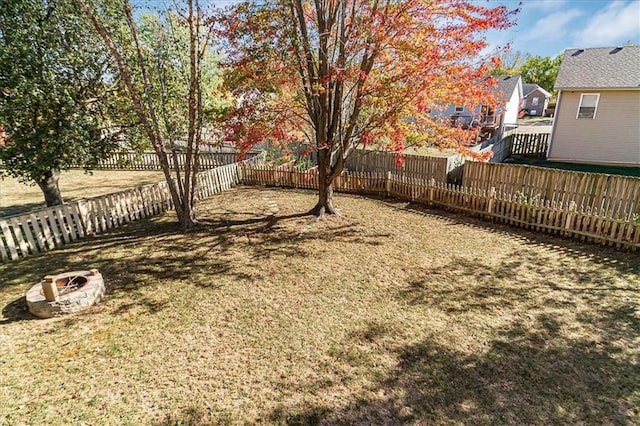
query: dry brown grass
1 187 638 425
0 170 165 217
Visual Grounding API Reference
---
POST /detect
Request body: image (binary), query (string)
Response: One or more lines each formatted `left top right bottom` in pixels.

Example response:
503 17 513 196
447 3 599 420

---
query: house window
532 97 539 106
577 93 599 119
455 105 464 112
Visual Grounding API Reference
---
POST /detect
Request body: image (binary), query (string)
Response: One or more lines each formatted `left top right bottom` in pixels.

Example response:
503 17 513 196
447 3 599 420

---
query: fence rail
462 162 640 220
239 165 640 251
345 149 460 183
0 158 261 262
72 151 258 171
508 133 550 159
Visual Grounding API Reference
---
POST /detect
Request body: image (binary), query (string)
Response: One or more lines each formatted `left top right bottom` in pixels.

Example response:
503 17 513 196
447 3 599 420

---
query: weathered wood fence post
386 171 392 196
428 178 436 205
565 201 577 236
487 187 496 217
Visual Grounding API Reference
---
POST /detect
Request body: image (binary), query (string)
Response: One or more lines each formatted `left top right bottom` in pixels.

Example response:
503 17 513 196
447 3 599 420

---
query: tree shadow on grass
399 244 639 338
401 202 640 275
263 231 639 424
196 209 390 261
268 316 639 425
0 206 390 322
0 201 47 218
0 296 35 324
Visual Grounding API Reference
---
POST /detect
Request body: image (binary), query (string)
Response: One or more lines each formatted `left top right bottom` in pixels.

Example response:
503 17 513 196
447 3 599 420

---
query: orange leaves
218 0 517 157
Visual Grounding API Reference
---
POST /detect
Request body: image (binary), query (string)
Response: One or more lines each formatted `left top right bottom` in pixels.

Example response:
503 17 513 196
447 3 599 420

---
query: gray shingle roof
555 46 640 89
490 75 522 103
522 83 551 98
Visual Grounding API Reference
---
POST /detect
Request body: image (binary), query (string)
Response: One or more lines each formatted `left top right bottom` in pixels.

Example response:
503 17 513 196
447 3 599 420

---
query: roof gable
490 75 522 103
555 46 640 89
523 83 551 98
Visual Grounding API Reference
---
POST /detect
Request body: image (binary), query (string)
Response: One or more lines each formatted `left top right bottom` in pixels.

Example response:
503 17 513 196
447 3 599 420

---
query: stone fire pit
26 269 105 319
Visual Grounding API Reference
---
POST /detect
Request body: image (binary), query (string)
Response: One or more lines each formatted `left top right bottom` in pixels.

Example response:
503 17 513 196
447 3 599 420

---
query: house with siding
548 46 640 166
436 75 523 140
522 83 551 116
492 75 524 133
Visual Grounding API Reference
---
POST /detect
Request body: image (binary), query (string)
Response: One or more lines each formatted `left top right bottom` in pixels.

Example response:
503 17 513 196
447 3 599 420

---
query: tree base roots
308 203 341 218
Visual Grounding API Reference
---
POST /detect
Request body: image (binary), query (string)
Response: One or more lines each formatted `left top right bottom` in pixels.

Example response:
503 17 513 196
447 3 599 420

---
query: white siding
502 86 521 131
549 90 640 166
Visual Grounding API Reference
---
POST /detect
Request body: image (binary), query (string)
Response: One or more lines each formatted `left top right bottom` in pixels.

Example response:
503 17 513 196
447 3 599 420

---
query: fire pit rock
26 269 105 319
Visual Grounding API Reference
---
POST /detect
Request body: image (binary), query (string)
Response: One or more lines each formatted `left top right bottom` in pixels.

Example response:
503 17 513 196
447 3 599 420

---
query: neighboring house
435 75 523 141
548 46 640 166
492 75 524 133
522 83 551 116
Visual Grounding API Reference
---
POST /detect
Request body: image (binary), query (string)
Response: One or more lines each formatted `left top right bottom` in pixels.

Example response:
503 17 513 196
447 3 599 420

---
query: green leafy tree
0 0 138 207
519 55 562 94
137 12 225 153
490 49 529 76
76 0 222 230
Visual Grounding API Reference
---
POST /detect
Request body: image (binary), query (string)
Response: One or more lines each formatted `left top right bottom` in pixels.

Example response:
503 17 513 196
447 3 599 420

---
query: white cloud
520 9 585 42
479 1 579 57
572 1 640 47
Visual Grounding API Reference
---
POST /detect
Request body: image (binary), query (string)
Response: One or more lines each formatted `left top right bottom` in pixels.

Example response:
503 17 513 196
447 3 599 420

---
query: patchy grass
0 187 638 425
0 170 165 218
517 116 553 125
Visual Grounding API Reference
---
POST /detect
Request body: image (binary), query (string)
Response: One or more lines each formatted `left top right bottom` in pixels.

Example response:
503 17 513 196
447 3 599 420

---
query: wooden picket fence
3 156 637 260
463 162 640 218
0 202 88 262
508 133 550 159
74 151 258 171
0 160 258 262
345 149 460 183
239 165 640 251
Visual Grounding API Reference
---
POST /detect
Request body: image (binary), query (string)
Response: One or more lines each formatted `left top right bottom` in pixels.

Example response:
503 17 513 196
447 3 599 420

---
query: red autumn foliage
215 0 518 214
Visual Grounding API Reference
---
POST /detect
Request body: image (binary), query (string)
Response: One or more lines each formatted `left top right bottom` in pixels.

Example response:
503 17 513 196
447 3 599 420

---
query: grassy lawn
1 187 638 424
0 170 166 218
517 116 553 125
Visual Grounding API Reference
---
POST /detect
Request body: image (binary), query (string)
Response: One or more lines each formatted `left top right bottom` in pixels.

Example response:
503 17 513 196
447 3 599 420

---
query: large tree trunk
37 169 63 207
310 149 340 216
77 0 201 232
179 194 197 231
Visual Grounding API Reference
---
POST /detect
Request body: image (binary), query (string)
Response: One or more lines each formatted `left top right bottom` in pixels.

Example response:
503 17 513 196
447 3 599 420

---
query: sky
484 0 640 58
136 0 640 59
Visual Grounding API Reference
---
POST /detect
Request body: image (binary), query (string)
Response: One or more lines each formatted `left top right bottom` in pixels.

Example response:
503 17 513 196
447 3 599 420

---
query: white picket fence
0 160 257 262
0 202 88 261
